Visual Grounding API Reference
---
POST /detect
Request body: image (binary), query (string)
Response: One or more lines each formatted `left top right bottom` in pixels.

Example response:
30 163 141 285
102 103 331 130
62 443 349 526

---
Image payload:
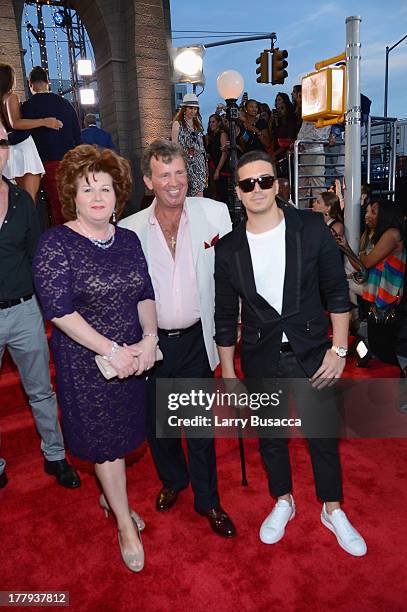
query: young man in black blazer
214 150 366 556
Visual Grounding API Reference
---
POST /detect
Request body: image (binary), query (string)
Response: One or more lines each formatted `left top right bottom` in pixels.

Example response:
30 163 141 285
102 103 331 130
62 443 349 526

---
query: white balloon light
216 70 245 100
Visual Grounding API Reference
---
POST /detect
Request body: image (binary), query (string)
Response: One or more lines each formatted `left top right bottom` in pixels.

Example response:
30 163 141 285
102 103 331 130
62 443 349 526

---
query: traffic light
272 48 288 85
255 50 269 84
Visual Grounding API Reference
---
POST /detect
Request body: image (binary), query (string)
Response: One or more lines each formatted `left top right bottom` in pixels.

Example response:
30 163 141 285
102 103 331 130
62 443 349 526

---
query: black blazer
214 204 351 377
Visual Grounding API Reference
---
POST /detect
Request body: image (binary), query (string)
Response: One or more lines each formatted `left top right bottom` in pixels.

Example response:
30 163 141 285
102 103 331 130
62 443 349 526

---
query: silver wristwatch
331 345 348 358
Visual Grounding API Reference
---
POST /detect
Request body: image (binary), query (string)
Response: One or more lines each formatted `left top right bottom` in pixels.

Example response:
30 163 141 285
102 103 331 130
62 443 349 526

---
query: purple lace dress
32 225 154 463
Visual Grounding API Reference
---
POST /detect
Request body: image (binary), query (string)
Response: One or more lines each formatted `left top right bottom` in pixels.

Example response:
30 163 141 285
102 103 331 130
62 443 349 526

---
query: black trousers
146 323 220 512
258 350 343 502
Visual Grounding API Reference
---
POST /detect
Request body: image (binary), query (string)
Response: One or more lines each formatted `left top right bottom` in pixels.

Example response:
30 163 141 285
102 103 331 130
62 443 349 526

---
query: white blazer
119 197 232 370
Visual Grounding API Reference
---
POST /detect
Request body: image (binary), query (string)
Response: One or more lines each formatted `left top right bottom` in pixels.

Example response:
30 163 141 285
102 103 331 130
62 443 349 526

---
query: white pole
344 16 362 254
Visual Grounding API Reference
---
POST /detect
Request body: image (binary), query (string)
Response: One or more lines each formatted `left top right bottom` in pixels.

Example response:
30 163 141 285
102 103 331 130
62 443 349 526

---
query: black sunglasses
238 175 275 193
0 139 10 147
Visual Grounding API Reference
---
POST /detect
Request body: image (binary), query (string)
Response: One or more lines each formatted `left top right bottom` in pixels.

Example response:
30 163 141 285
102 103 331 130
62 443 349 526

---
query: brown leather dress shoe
156 487 179 512
198 507 236 538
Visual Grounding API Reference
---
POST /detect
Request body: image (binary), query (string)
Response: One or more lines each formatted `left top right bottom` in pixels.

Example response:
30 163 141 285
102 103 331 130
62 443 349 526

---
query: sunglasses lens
238 175 275 192
258 176 275 189
238 179 256 193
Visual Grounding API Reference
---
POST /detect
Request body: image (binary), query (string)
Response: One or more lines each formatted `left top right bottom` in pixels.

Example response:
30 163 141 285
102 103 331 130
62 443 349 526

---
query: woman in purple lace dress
33 145 157 573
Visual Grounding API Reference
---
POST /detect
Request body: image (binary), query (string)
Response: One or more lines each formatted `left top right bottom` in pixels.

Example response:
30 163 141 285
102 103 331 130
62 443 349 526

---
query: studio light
79 88 95 106
77 59 93 77
171 45 205 84
52 9 71 27
53 10 64 26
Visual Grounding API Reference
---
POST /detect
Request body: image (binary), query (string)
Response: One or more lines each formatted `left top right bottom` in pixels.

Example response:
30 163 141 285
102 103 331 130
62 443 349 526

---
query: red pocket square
204 234 220 249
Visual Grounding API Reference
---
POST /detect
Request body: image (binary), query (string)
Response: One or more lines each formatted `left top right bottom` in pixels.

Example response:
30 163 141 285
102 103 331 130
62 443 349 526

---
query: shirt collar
149 198 188 225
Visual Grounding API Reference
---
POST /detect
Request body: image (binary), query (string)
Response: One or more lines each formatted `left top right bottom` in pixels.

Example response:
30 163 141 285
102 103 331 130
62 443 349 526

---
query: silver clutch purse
95 346 163 379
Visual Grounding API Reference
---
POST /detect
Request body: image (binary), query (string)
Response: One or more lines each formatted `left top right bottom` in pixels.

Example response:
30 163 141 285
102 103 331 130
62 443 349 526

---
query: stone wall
0 0 25 100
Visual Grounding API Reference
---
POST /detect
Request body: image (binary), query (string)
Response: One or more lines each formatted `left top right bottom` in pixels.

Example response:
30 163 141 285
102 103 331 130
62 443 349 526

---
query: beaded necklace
76 220 115 250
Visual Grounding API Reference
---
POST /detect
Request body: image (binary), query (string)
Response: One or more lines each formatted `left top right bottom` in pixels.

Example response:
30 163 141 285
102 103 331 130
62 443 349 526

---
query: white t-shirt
247 218 288 343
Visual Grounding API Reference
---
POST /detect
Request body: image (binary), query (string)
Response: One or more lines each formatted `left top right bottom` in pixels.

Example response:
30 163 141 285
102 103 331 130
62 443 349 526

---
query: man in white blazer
119 139 236 538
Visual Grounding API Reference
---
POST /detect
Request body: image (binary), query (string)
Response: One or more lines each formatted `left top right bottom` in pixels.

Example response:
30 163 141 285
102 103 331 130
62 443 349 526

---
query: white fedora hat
180 93 200 107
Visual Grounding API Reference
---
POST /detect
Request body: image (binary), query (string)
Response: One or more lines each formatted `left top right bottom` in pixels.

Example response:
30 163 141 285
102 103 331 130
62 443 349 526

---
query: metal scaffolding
24 1 88 115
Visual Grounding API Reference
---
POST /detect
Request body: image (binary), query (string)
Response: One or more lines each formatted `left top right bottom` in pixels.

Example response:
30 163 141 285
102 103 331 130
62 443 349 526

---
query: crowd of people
1 64 405 575
175 89 303 203
171 85 339 206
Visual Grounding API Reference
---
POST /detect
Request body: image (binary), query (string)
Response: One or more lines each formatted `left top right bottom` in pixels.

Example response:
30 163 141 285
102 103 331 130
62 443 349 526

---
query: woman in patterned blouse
171 93 207 197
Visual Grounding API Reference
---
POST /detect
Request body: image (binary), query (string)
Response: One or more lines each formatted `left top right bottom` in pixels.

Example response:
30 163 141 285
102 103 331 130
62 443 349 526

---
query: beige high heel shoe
118 525 144 573
99 493 145 531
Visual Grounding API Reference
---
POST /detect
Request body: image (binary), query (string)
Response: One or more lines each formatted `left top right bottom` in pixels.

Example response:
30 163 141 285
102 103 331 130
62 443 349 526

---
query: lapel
185 198 206 268
233 204 303 322
281 205 302 318
135 204 154 263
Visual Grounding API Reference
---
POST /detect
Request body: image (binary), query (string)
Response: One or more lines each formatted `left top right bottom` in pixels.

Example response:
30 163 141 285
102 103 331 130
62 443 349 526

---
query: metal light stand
225 98 244 226
225 98 248 485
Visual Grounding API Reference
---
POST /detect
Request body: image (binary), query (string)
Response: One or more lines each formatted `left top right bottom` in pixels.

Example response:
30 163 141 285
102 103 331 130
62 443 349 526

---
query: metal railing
363 115 397 199
293 139 335 207
291 118 398 207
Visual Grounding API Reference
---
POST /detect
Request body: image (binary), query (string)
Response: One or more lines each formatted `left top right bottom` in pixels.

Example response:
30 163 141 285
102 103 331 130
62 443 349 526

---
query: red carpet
1 343 407 611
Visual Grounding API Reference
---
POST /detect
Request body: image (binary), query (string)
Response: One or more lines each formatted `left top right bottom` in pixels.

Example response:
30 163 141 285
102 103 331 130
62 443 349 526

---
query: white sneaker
259 496 295 544
321 504 367 557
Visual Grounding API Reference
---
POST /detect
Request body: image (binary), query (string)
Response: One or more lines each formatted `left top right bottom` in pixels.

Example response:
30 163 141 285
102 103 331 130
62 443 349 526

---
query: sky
170 0 407 125
21 1 406 126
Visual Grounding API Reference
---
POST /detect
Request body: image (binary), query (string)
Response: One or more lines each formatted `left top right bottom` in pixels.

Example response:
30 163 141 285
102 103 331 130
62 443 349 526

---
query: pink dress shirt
148 203 200 329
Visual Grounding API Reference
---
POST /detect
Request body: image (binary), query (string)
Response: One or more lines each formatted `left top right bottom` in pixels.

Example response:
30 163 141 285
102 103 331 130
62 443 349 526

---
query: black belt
158 320 201 338
0 293 33 310
280 342 293 353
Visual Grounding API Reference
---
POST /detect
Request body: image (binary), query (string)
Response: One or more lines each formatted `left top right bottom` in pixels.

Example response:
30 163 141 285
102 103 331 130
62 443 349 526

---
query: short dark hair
84 113 97 127
141 138 187 178
29 66 49 84
236 150 276 178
